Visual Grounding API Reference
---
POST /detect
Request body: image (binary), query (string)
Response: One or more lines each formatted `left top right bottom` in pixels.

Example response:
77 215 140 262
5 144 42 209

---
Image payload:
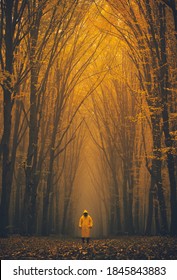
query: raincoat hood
83 209 88 214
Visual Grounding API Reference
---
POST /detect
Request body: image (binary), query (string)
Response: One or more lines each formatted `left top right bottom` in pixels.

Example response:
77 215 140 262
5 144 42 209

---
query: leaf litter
0 235 177 260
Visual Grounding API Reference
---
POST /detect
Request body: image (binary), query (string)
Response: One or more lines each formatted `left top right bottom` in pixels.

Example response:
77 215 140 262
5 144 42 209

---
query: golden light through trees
0 0 177 237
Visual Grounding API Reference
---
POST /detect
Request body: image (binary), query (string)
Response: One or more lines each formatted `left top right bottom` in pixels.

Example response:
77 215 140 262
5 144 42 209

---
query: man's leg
82 237 85 243
86 238 90 244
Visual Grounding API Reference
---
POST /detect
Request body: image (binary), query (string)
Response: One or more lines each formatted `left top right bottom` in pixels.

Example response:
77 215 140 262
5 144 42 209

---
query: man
79 210 93 244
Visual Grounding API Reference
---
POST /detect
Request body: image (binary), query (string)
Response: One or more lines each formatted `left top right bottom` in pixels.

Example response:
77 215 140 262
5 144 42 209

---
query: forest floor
0 235 177 260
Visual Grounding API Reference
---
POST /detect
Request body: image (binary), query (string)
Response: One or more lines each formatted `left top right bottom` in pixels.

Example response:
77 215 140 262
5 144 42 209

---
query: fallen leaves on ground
0 235 177 260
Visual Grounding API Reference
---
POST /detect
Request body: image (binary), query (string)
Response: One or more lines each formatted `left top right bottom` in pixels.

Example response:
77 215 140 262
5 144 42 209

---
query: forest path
0 235 177 260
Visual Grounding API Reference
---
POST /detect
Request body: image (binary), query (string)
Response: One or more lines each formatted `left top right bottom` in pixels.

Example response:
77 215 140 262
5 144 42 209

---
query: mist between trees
0 0 177 238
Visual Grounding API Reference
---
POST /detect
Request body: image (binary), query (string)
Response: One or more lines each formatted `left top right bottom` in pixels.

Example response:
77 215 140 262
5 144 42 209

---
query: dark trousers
82 237 90 244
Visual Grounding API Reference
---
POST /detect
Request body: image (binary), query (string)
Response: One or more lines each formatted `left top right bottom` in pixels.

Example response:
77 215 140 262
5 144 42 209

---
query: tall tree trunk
112 174 121 234
159 3 177 235
14 168 23 232
145 176 155 235
109 188 116 235
134 164 141 234
41 105 59 235
22 14 41 235
22 65 38 234
122 166 128 232
154 189 160 235
0 1 13 237
55 189 60 234
42 151 54 236
151 115 168 234
61 199 70 235
128 174 134 234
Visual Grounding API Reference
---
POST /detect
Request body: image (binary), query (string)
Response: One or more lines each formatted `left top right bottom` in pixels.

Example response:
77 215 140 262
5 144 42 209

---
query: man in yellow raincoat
79 210 93 244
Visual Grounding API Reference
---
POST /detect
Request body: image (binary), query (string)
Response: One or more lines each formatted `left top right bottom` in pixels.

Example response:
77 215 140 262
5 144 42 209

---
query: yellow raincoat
79 210 93 238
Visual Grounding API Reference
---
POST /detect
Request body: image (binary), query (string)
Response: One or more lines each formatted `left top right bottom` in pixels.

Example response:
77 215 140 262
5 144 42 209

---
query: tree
101 0 176 234
21 0 82 235
0 0 28 237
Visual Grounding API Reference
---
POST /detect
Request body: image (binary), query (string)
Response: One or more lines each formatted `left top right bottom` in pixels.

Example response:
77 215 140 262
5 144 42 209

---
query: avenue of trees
0 0 177 237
